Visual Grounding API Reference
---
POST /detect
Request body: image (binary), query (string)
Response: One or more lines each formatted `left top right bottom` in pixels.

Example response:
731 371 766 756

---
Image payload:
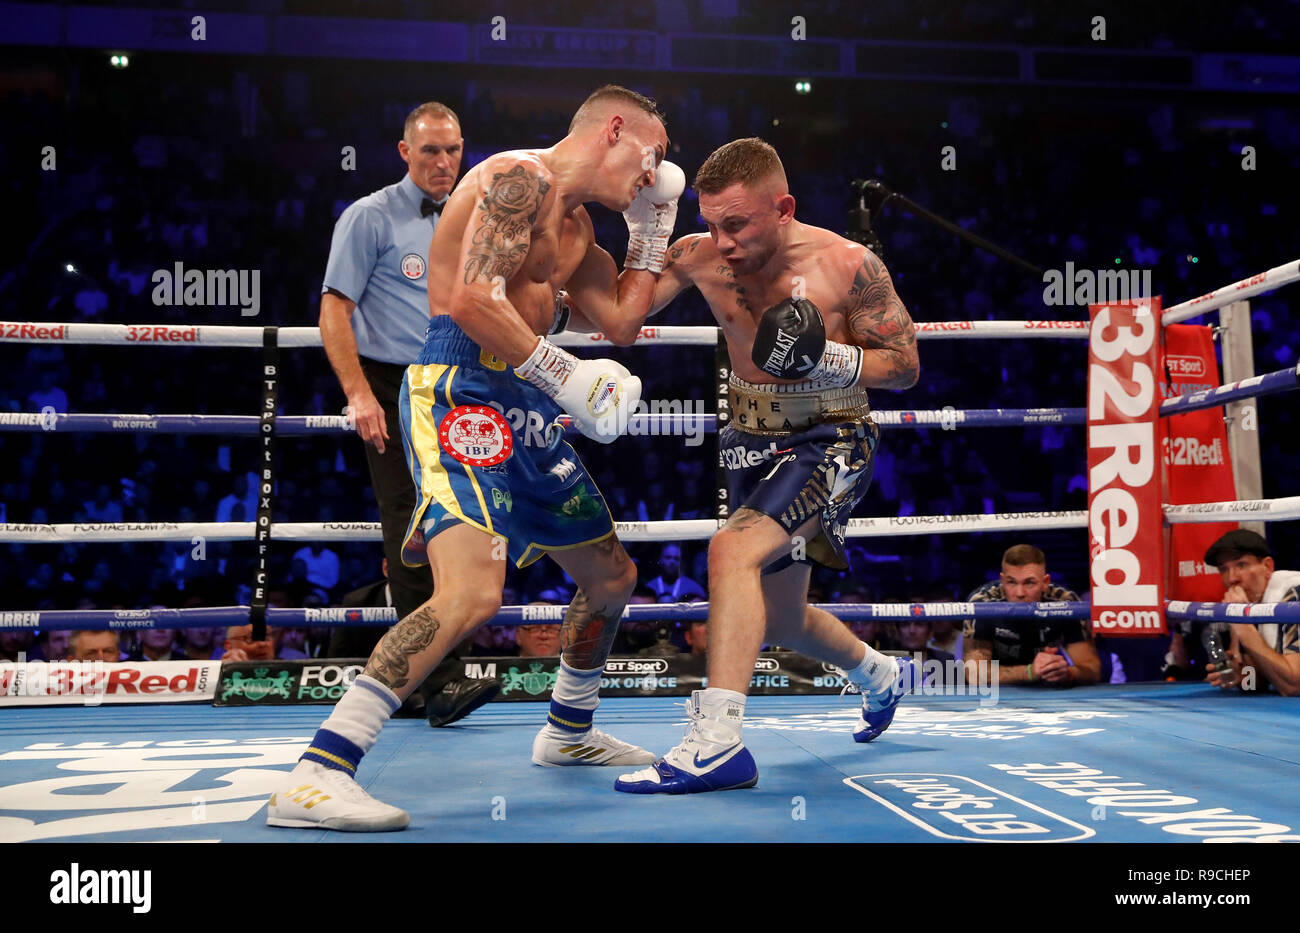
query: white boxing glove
624 159 686 273
515 337 642 444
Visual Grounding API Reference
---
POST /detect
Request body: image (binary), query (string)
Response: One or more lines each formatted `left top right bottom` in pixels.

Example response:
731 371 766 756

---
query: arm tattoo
844 251 918 388
363 605 440 691
661 237 701 273
463 165 550 285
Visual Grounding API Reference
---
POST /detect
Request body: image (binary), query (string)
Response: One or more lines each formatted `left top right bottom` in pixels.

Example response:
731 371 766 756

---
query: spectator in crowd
834 590 897 651
1203 530 1300 696
31 629 71 662
69 630 121 663
26 370 69 413
896 618 958 685
128 624 182 662
646 544 706 602
219 625 277 662
929 619 962 659
909 589 963 658
516 598 562 659
683 618 707 656
615 586 662 654
277 627 311 660
180 626 220 661
1 630 36 662
215 475 258 523
291 543 341 595
82 484 124 523
963 544 1100 686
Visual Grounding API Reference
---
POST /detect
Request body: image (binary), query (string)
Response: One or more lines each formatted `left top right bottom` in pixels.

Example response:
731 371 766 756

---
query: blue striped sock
301 728 365 774
299 674 400 772
547 661 602 733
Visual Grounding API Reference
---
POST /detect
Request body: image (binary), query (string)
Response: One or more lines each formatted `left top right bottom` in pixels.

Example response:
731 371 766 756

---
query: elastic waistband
416 316 502 369
729 374 871 404
728 374 871 435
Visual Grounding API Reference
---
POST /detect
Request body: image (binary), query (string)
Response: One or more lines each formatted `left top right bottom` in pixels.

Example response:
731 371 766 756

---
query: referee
320 101 498 725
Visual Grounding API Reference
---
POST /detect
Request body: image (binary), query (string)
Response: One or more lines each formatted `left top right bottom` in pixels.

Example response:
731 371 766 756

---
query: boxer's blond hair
694 138 787 194
570 85 665 132
404 101 460 141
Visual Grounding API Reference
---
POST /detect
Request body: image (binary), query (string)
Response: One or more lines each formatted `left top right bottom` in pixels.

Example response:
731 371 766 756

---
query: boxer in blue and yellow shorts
269 85 685 831
398 317 616 570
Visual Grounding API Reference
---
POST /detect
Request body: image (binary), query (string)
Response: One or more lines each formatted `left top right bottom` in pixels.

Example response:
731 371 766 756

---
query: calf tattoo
363 605 440 691
560 588 624 670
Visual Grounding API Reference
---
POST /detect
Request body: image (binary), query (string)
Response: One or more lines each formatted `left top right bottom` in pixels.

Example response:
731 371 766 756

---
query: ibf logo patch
439 405 513 467
400 253 426 280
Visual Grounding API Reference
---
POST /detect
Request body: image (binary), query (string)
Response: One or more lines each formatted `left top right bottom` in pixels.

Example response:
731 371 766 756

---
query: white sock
315 674 400 756
552 660 601 709
545 661 602 735
844 642 897 694
696 687 746 743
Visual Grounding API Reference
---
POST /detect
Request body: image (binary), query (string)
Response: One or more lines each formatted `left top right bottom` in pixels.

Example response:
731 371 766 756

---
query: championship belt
728 375 871 435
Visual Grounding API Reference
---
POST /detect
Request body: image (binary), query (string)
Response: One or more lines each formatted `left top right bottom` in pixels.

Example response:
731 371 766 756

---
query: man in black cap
1203 529 1300 696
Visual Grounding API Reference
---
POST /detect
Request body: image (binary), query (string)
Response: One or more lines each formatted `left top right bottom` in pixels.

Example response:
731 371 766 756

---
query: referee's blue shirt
322 174 446 365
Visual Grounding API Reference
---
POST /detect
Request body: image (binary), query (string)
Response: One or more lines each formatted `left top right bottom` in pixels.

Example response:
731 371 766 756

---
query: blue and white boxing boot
853 656 918 743
615 689 757 795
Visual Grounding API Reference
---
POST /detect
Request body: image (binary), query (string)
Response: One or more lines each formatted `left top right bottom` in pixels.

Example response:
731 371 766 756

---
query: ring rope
0 320 1095 349
7 599 1299 634
1161 259 1300 326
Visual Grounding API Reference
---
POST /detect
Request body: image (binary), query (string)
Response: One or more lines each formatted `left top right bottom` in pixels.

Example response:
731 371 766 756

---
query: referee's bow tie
421 198 445 217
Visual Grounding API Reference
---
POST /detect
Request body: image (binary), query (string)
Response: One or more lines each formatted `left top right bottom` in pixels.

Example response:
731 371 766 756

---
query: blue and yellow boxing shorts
398 317 616 568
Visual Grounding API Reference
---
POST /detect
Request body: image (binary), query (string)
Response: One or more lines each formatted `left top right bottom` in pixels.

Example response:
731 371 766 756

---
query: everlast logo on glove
753 298 825 380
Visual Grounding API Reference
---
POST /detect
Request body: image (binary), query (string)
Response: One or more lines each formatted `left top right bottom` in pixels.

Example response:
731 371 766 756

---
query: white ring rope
3 495 1298 545
0 320 1094 349
1161 259 1300 326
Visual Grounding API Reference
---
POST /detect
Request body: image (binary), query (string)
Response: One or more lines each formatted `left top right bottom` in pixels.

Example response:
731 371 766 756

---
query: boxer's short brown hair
694 138 785 194
570 85 665 132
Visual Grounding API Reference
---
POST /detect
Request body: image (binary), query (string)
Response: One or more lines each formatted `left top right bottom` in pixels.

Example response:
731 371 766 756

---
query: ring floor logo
739 706 1126 739
843 773 1095 842
0 736 309 841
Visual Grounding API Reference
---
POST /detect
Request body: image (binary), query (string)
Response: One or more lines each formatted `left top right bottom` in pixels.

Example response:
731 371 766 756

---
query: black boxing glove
751 297 862 387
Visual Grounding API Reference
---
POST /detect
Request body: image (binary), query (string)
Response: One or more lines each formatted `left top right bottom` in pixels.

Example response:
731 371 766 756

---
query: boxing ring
3 687 1299 843
3 259 1300 844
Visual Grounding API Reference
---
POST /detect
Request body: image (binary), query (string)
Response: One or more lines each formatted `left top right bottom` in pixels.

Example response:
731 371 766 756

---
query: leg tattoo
560 588 624 670
363 605 440 691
